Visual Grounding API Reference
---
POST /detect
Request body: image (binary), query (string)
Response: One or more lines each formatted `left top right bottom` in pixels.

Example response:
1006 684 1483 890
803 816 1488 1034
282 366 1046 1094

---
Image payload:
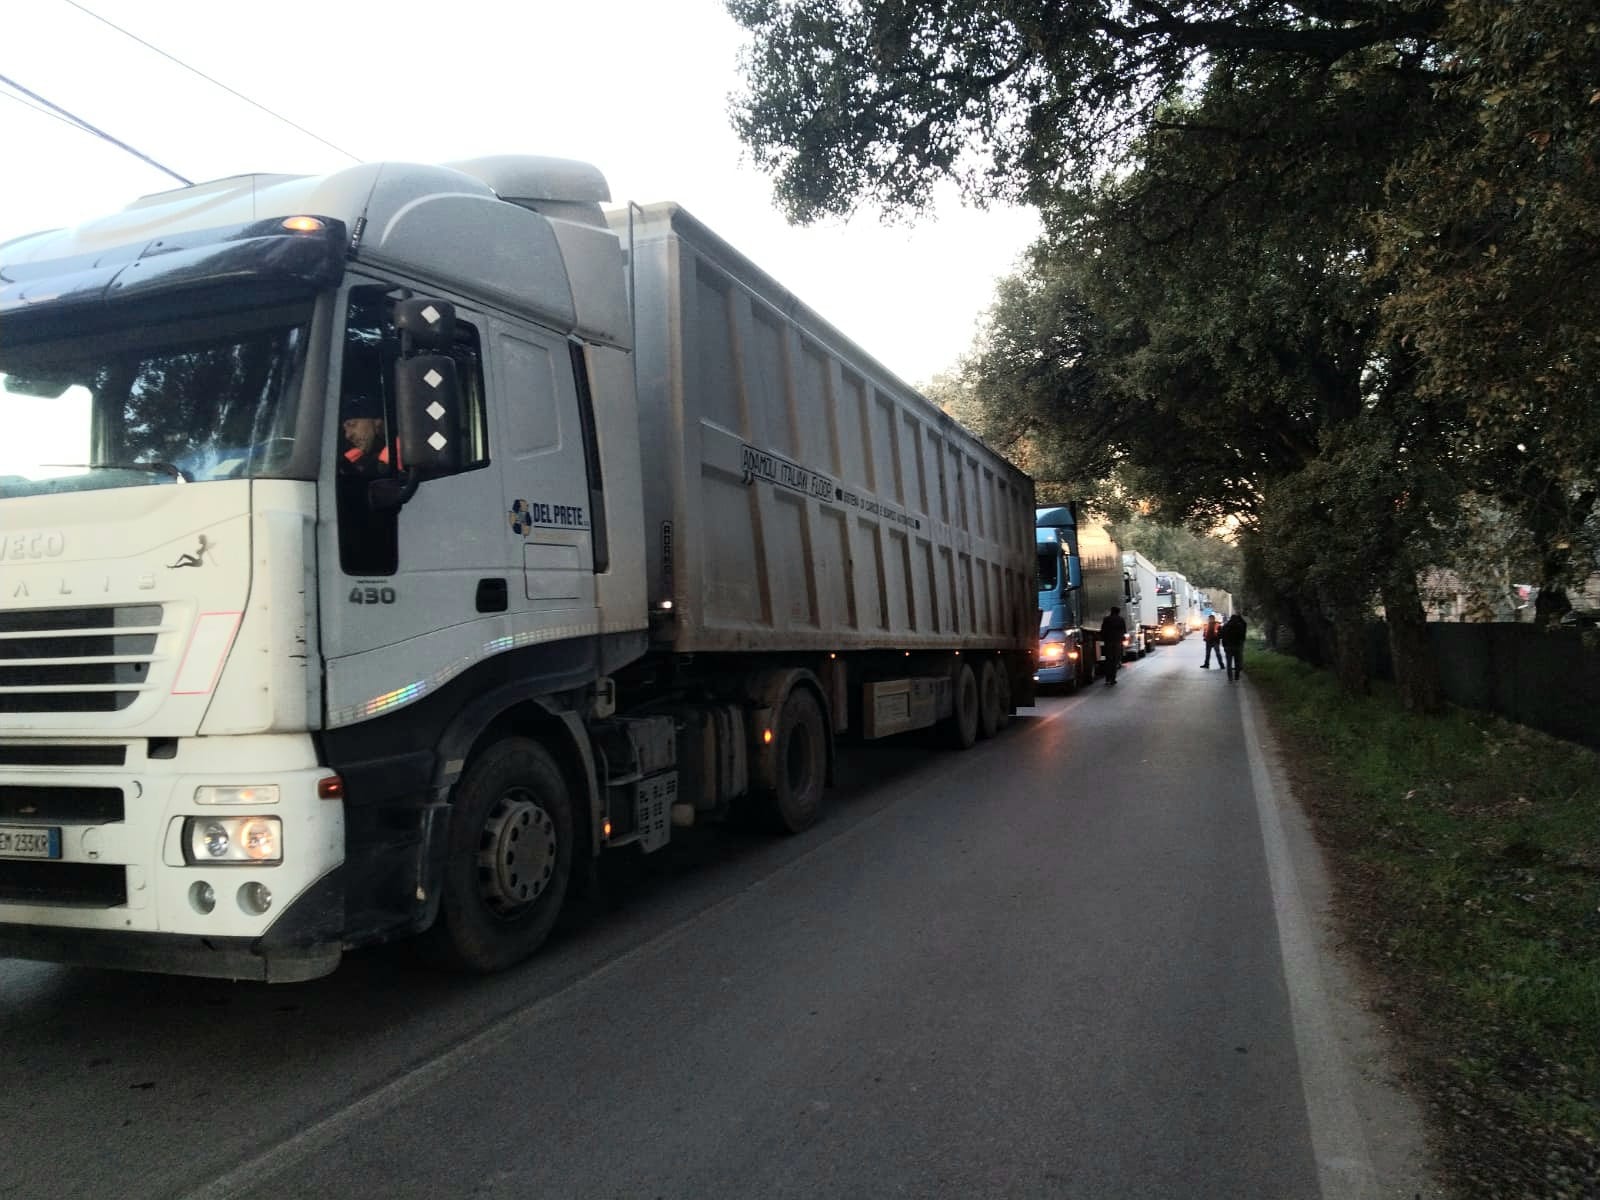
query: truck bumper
1033 662 1075 685
0 867 345 982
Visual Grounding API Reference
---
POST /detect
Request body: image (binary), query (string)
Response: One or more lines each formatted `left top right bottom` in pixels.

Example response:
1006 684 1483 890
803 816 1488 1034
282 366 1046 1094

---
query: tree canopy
731 0 1600 707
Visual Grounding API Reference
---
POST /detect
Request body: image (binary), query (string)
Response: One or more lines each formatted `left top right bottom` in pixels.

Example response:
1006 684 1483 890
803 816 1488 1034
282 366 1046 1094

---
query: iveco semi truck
0 156 1037 981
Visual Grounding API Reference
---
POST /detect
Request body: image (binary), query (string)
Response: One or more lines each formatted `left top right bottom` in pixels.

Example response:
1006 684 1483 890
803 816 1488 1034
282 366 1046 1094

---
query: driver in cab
339 392 395 477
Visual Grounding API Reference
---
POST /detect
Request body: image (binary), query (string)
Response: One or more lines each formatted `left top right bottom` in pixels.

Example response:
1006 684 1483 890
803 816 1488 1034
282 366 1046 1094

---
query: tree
730 0 1446 221
1375 0 1600 620
933 51 1450 706
729 0 1592 712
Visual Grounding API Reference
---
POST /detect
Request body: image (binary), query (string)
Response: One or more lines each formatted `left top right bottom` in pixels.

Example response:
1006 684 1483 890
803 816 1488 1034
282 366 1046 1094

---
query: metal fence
1365 623 1600 750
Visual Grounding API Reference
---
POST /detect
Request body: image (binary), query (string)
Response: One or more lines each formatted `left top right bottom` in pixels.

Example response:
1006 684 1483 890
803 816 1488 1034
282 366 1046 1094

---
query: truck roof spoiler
446 156 612 228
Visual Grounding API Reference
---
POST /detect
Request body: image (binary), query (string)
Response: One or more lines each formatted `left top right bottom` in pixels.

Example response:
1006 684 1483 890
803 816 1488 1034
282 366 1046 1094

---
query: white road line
1239 681 1379 1200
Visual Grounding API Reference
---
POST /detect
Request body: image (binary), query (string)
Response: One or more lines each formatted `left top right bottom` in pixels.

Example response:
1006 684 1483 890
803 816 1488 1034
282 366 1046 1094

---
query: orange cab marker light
317 775 344 800
603 818 613 839
282 216 325 232
762 729 774 745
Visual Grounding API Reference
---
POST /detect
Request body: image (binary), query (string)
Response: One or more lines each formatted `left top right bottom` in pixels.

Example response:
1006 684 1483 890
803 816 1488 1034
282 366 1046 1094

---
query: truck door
319 284 508 727
490 319 597 621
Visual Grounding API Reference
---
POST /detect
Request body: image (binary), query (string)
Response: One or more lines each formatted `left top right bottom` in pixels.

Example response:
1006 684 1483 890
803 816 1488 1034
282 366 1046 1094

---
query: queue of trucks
1034 510 1233 684
0 155 1037 981
0 152 1243 982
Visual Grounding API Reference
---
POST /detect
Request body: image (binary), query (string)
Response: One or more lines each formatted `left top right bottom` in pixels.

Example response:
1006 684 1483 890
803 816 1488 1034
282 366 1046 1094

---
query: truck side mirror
393 298 456 350
393 354 463 477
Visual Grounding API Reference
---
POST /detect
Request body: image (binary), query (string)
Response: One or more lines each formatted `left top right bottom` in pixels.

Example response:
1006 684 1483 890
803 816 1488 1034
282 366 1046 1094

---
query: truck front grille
0 605 165 715
0 785 124 823
0 861 127 908
0 744 127 767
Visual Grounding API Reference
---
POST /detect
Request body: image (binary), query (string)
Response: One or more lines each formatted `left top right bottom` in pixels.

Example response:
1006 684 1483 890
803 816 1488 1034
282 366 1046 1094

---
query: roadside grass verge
1247 643 1600 1199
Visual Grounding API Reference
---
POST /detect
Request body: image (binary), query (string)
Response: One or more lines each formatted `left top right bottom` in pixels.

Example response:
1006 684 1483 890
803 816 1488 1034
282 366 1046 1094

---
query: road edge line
1239 681 1380 1200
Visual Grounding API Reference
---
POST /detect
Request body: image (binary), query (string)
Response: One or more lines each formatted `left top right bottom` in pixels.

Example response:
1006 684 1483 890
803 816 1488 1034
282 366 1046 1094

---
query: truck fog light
194 784 280 806
190 881 216 914
185 816 283 865
239 882 273 915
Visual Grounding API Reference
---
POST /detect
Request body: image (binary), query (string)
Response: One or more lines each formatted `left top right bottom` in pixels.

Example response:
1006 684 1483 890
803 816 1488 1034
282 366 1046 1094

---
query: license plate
0 825 61 860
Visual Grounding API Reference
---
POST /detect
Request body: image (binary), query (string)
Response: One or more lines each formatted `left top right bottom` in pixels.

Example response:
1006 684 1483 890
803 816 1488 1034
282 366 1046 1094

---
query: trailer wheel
977 660 1003 740
765 687 827 834
422 737 574 972
943 661 980 749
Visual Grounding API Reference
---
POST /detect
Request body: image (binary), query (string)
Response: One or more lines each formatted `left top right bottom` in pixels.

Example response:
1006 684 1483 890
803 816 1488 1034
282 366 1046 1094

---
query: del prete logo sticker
509 499 588 535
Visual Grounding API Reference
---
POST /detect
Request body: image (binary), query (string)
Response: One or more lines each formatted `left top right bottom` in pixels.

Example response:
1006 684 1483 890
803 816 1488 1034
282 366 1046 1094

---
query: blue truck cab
1035 506 1085 688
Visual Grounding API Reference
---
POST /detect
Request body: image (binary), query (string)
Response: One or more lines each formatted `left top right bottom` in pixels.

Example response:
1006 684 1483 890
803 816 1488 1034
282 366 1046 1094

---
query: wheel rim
477 787 559 916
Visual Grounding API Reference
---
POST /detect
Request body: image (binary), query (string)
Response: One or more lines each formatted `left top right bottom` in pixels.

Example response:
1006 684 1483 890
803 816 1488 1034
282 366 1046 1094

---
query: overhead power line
0 71 192 185
60 0 361 164
0 81 91 134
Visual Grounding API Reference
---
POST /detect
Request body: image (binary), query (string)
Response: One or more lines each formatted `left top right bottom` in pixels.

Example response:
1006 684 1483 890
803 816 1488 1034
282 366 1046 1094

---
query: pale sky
0 0 1039 388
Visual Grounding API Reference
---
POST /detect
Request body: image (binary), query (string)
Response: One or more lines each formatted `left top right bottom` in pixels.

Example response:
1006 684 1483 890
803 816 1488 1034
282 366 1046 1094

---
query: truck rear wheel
423 737 575 972
994 663 1014 732
977 659 1002 740
943 661 980 749
765 687 827 834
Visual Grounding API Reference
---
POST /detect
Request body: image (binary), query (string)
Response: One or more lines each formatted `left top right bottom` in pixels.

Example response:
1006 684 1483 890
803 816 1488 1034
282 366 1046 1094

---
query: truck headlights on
1039 633 1067 662
185 816 282 864
194 784 280 805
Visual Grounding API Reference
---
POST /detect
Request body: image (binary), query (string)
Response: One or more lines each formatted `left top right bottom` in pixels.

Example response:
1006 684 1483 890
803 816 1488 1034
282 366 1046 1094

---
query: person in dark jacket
1220 613 1248 680
1201 614 1224 668
1101 606 1128 686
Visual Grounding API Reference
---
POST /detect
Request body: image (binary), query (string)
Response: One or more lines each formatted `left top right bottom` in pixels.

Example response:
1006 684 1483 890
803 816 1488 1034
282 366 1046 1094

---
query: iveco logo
0 530 66 560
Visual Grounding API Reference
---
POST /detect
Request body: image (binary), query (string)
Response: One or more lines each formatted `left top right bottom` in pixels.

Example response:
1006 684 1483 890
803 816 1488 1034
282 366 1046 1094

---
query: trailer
0 157 1036 980
1204 589 1235 620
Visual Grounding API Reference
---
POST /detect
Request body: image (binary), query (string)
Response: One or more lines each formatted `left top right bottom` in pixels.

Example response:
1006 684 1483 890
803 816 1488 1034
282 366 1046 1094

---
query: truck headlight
185 816 282 864
194 784 280 806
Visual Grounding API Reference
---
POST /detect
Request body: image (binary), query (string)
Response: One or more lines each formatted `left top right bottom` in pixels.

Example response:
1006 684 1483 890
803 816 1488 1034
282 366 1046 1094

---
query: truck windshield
0 312 309 498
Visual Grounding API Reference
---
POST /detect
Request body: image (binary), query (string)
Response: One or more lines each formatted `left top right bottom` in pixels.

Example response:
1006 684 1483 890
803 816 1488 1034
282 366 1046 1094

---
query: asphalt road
0 645 1422 1199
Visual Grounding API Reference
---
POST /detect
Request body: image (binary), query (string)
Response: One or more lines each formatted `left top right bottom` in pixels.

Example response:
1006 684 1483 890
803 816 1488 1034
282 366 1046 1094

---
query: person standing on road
1220 613 1248 681
1201 614 1225 669
1101 606 1128 686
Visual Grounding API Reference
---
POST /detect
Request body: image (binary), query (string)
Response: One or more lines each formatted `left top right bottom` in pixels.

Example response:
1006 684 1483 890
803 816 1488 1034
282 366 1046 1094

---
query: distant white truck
0 156 1037 980
1122 551 1159 654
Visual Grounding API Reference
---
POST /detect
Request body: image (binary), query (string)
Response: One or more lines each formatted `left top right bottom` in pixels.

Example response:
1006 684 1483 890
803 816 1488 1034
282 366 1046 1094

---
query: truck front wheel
424 737 575 972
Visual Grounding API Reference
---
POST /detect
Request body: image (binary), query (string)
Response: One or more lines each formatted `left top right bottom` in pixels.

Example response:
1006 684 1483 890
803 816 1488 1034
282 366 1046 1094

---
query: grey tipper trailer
0 156 1035 981
615 202 1036 662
